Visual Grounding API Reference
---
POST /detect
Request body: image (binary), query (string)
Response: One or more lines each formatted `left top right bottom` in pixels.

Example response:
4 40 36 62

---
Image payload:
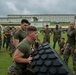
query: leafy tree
33 17 38 21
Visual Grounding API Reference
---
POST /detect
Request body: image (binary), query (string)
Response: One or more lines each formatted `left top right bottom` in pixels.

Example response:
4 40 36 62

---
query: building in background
0 14 76 28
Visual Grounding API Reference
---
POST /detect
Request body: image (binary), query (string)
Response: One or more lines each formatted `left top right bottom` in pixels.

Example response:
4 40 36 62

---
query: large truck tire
31 42 73 75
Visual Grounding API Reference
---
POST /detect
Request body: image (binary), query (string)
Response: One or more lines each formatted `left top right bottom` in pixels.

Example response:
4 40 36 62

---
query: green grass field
50 22 69 26
0 32 73 75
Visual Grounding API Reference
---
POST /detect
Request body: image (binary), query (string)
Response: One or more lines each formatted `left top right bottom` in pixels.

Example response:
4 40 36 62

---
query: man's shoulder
15 29 21 35
16 29 21 32
17 38 30 51
17 38 29 47
18 38 26 44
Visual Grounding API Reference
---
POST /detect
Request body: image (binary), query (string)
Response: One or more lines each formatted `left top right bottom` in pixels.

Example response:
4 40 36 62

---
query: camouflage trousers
8 63 25 75
63 44 76 71
43 35 50 43
7 63 34 75
53 37 61 49
9 40 16 53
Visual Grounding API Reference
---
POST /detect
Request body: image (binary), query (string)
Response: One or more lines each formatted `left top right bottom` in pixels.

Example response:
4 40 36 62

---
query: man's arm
13 39 19 47
13 31 20 47
13 49 32 64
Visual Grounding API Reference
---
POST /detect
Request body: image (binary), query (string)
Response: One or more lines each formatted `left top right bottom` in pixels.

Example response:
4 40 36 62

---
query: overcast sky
0 0 76 17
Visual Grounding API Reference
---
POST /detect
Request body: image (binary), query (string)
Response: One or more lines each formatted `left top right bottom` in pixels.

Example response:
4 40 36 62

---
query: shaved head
69 21 75 29
70 21 75 25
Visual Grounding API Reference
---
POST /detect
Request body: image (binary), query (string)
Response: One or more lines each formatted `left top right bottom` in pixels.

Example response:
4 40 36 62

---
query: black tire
31 42 73 75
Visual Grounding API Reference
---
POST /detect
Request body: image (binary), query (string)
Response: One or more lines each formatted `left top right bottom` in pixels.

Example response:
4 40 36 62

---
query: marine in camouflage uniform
5 27 11 50
14 29 26 43
8 27 16 57
53 25 61 49
42 25 52 43
8 26 38 75
3 27 7 48
13 19 30 48
13 29 27 53
63 22 76 75
4 27 14 57
8 38 33 75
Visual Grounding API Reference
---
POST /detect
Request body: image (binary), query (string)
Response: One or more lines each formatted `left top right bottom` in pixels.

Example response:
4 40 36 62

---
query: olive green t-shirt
15 38 32 68
43 29 52 36
14 29 26 42
67 28 76 45
53 29 61 38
